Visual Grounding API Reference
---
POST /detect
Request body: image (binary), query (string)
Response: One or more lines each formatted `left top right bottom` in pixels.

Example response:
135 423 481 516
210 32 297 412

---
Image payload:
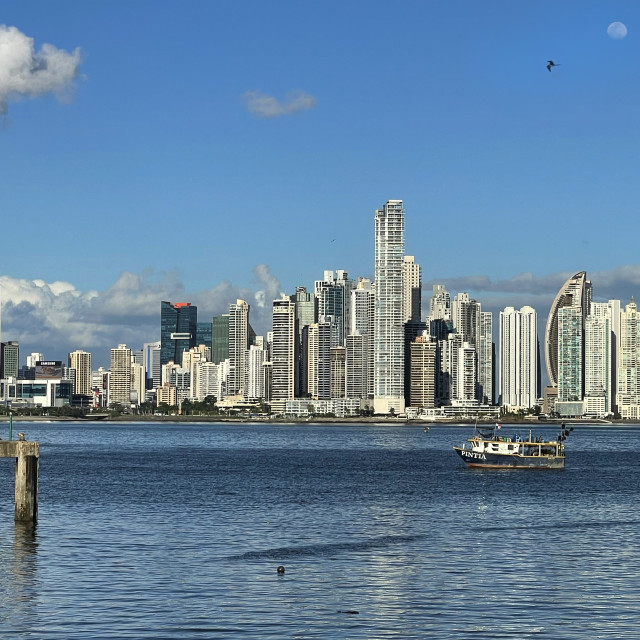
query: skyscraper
315 270 354 347
293 286 316 397
557 306 583 406
499 306 538 410
160 301 197 366
308 320 331 400
584 307 612 416
409 335 437 408
68 350 92 396
271 295 297 411
426 284 452 340
211 314 230 364
143 341 161 389
544 271 591 387
0 341 19 379
402 256 422 323
617 299 640 419
373 199 405 414
478 311 494 405
350 277 374 399
109 344 132 406
228 299 251 396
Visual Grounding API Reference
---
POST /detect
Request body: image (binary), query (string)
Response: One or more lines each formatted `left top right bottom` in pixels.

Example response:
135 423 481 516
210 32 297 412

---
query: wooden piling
1 440 39 523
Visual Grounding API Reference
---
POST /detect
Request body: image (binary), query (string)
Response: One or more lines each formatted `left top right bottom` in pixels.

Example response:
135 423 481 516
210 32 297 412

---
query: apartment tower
373 199 405 415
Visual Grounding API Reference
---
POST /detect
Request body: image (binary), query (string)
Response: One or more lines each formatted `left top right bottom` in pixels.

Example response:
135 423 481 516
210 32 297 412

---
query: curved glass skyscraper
544 271 591 387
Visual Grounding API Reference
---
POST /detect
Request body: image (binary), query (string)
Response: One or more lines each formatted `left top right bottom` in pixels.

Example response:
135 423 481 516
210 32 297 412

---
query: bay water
1 422 639 639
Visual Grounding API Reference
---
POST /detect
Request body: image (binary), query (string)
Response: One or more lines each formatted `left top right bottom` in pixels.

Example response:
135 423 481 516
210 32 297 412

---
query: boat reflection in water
453 423 573 469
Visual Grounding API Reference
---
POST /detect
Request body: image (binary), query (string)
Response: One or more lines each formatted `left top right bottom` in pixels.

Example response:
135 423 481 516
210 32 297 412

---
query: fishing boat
453 423 572 469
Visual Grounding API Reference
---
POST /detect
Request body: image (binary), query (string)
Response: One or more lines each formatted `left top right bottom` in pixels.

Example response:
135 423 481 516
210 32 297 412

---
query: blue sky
0 1 639 365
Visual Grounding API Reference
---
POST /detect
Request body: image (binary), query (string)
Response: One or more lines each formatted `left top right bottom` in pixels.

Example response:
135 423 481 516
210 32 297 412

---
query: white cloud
243 89 316 118
0 24 82 116
0 266 281 367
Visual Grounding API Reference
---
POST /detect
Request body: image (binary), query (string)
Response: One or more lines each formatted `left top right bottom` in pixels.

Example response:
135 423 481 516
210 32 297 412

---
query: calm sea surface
1 421 639 639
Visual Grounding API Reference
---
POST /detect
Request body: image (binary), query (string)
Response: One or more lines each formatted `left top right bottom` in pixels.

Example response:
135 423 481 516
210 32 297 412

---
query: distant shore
0 414 627 426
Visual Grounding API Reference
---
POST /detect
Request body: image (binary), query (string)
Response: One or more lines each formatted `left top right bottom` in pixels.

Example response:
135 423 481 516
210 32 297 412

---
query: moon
607 21 628 39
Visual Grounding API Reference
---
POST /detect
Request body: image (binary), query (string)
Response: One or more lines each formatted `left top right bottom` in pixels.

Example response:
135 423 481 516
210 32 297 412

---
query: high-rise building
350 278 375 399
409 335 437 408
192 361 223 402
130 362 145 406
1 341 19 379
211 314 230 364
26 353 44 368
426 284 452 341
617 298 640 419
499 306 538 410
451 293 493 405
429 284 451 320
374 199 405 415
196 321 213 355
109 344 132 406
478 311 494 405
228 299 251 396
404 319 427 406
271 295 297 411
452 293 480 344
244 344 266 401
584 307 612 417
557 306 583 407
315 270 354 347
160 301 197 366
544 271 591 387
345 333 366 399
308 321 331 400
68 350 92 396
293 286 316 397
454 342 477 405
143 341 161 389
403 256 422 323
330 346 346 399
590 300 620 413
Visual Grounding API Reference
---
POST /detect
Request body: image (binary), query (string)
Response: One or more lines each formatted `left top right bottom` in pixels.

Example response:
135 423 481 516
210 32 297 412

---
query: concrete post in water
0 440 40 523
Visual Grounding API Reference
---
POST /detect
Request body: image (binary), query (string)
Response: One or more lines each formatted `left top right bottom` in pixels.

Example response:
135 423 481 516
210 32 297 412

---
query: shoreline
0 414 628 426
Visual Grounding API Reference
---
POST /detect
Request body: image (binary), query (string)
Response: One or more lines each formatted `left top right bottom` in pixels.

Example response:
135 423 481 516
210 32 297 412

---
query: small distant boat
453 423 572 469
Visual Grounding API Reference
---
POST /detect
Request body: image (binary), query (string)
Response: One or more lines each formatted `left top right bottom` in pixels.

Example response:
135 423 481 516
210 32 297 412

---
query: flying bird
547 60 561 72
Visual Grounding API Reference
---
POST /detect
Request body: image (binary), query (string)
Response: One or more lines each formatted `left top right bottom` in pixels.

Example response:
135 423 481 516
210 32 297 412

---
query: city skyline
1 1 639 365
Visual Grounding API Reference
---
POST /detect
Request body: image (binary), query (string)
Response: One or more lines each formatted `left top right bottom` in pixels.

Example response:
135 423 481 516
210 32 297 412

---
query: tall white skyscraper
478 311 494 405
244 344 266 402
373 199 405 415
350 277 374 399
584 307 612 416
271 295 297 411
499 306 538 410
68 350 92 396
308 320 331 400
617 298 640 419
590 300 620 413
109 344 132 406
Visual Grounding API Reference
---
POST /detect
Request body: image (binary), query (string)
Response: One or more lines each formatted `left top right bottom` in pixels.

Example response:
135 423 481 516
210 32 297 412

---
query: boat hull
453 446 565 469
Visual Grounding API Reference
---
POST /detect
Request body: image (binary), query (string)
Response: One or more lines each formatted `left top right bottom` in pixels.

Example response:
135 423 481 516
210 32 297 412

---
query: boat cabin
466 436 563 458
